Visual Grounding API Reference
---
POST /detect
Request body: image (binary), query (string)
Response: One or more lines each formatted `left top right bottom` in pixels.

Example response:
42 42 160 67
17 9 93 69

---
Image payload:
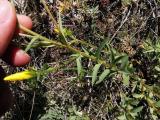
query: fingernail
0 0 12 23
17 50 29 57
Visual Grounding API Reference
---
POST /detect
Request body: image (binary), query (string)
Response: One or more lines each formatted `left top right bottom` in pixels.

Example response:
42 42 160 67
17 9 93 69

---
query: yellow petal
4 70 36 81
54 28 60 34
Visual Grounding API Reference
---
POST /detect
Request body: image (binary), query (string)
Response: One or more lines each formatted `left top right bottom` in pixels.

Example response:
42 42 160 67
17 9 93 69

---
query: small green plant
68 106 90 120
39 106 64 120
6 0 160 119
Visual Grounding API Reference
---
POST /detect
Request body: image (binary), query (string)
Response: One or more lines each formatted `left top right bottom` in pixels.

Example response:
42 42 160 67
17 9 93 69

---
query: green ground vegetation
2 0 160 119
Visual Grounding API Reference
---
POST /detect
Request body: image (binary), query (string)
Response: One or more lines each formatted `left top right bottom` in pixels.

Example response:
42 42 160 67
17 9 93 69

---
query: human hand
0 0 32 116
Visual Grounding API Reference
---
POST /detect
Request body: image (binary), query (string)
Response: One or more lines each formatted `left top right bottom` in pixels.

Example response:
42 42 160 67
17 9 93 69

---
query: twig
111 7 131 40
41 0 58 27
29 91 36 120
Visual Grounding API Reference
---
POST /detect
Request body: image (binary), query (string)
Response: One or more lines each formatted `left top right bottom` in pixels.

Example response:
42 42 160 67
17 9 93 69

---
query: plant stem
20 25 110 68
41 0 58 27
69 37 109 54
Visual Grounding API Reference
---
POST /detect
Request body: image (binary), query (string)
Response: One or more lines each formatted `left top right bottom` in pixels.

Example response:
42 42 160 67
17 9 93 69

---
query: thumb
0 0 16 56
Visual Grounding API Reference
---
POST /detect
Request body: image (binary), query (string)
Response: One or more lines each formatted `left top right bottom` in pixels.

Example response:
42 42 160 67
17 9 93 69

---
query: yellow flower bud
4 70 36 82
54 28 60 34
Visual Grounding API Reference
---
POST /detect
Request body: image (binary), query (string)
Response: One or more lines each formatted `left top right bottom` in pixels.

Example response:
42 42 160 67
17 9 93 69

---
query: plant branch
41 0 58 27
20 25 110 68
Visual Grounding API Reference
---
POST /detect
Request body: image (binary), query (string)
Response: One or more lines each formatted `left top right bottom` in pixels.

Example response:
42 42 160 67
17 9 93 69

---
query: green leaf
152 115 158 120
95 37 108 59
131 106 143 113
82 47 90 55
125 113 134 120
114 55 126 64
58 11 68 44
69 116 77 120
126 65 135 73
155 100 160 107
25 36 39 52
120 55 129 71
30 40 55 48
132 94 144 99
118 114 127 120
63 28 73 37
95 69 110 85
92 63 102 86
130 100 139 106
155 66 160 72
110 47 115 64
76 56 82 76
122 73 130 86
150 108 158 120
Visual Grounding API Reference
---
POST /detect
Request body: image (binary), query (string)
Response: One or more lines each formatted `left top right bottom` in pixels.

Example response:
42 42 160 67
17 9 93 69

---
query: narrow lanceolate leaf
76 56 82 76
110 47 115 64
96 69 110 85
118 114 127 120
131 106 143 113
92 63 102 86
155 100 160 107
25 36 38 52
120 55 129 70
122 72 130 86
4 70 36 82
95 37 108 59
58 11 68 44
